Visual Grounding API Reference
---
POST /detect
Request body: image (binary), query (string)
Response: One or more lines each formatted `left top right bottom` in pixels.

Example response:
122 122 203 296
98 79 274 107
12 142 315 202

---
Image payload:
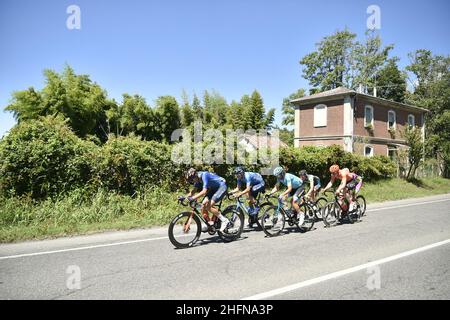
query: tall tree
6 65 114 140
191 94 203 120
351 31 393 91
300 29 356 91
281 89 305 126
374 57 407 102
155 95 181 142
227 100 245 129
244 90 266 130
180 90 194 127
406 49 450 176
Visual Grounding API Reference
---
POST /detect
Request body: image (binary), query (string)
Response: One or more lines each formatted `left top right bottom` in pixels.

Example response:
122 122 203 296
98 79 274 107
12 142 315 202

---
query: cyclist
298 170 321 202
185 168 230 232
322 164 363 212
230 167 265 227
268 166 305 225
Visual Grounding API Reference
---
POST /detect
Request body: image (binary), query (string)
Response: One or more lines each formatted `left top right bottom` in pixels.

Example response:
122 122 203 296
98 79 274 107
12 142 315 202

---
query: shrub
0 117 96 199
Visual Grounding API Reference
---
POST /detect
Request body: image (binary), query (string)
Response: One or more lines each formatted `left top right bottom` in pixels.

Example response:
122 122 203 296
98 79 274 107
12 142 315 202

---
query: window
388 148 397 160
408 114 415 127
364 145 374 157
388 110 396 129
364 105 374 128
314 104 327 127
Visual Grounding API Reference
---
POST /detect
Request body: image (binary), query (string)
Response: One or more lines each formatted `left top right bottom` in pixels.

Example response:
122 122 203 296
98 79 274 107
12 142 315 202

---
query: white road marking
366 198 450 213
0 235 188 260
241 238 450 300
0 197 449 260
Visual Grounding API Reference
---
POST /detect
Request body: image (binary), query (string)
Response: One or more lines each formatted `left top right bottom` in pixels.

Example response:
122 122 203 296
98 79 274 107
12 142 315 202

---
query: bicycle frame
181 195 225 232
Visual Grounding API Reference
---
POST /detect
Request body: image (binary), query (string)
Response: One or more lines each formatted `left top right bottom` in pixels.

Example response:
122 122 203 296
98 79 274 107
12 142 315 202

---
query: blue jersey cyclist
268 166 306 224
185 168 229 232
230 167 265 227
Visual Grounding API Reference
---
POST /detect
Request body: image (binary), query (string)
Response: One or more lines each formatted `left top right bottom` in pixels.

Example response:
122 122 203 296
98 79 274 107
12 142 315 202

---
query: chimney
373 86 377 97
358 84 363 93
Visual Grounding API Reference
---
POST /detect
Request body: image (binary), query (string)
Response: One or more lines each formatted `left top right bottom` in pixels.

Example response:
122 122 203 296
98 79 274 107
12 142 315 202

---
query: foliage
300 29 393 92
0 117 96 199
5 66 115 141
375 57 407 102
281 89 305 126
401 126 424 179
405 49 450 177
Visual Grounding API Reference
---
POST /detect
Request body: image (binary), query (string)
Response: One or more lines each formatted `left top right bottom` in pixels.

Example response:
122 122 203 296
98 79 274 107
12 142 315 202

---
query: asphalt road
1 194 449 300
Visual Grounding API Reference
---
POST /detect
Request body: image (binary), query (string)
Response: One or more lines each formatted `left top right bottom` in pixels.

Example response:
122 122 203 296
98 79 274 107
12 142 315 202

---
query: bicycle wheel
168 211 202 249
298 203 315 232
356 195 367 216
349 199 363 223
255 201 273 229
314 197 328 220
323 202 339 227
261 205 285 237
218 206 244 242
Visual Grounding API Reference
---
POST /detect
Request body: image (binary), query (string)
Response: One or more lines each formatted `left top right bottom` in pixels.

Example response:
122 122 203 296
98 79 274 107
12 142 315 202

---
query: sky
1 0 449 137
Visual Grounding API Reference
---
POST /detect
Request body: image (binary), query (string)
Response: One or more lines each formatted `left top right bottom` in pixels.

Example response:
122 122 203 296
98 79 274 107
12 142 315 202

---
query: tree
180 90 194 127
227 100 245 129
155 95 181 142
5 65 115 141
300 30 393 93
351 31 393 91
106 94 156 139
406 49 450 176
402 126 424 180
244 90 266 130
281 89 305 126
300 29 356 91
374 57 407 102
191 94 203 120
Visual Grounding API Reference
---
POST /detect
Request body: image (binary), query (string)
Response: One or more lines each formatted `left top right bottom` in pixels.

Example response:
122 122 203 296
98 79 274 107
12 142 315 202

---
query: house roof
240 133 287 149
290 87 429 113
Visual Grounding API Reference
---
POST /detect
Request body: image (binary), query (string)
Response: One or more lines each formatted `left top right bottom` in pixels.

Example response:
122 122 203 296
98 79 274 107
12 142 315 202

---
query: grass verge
1 178 449 243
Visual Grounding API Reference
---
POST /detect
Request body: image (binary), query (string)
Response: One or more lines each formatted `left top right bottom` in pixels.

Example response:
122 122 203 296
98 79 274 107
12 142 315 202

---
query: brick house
291 87 427 158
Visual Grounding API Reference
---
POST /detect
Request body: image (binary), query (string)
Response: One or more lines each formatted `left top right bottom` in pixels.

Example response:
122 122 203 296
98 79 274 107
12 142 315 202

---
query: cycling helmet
329 164 340 174
185 168 198 183
233 166 245 177
273 166 285 177
299 169 307 178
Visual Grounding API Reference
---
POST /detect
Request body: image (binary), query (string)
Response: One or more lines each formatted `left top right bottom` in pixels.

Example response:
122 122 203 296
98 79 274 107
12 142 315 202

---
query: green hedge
0 117 397 200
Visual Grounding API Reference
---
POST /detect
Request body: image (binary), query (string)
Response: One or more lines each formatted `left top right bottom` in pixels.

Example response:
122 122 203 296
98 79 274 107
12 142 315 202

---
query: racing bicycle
260 194 315 237
168 195 244 249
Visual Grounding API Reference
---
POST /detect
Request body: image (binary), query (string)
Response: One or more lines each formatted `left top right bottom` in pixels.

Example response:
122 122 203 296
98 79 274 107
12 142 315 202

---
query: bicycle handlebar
177 196 197 208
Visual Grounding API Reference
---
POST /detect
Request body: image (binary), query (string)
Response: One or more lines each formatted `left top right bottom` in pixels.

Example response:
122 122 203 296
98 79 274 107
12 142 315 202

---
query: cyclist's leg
292 188 303 213
210 184 227 217
249 183 264 209
201 196 210 214
354 177 363 197
312 182 321 202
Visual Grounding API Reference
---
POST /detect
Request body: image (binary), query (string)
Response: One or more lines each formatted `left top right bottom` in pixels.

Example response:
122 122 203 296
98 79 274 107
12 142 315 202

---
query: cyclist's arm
306 177 314 197
336 177 347 194
187 188 196 197
281 184 292 198
191 188 207 201
236 185 251 197
230 186 240 194
322 176 335 192
269 183 279 195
